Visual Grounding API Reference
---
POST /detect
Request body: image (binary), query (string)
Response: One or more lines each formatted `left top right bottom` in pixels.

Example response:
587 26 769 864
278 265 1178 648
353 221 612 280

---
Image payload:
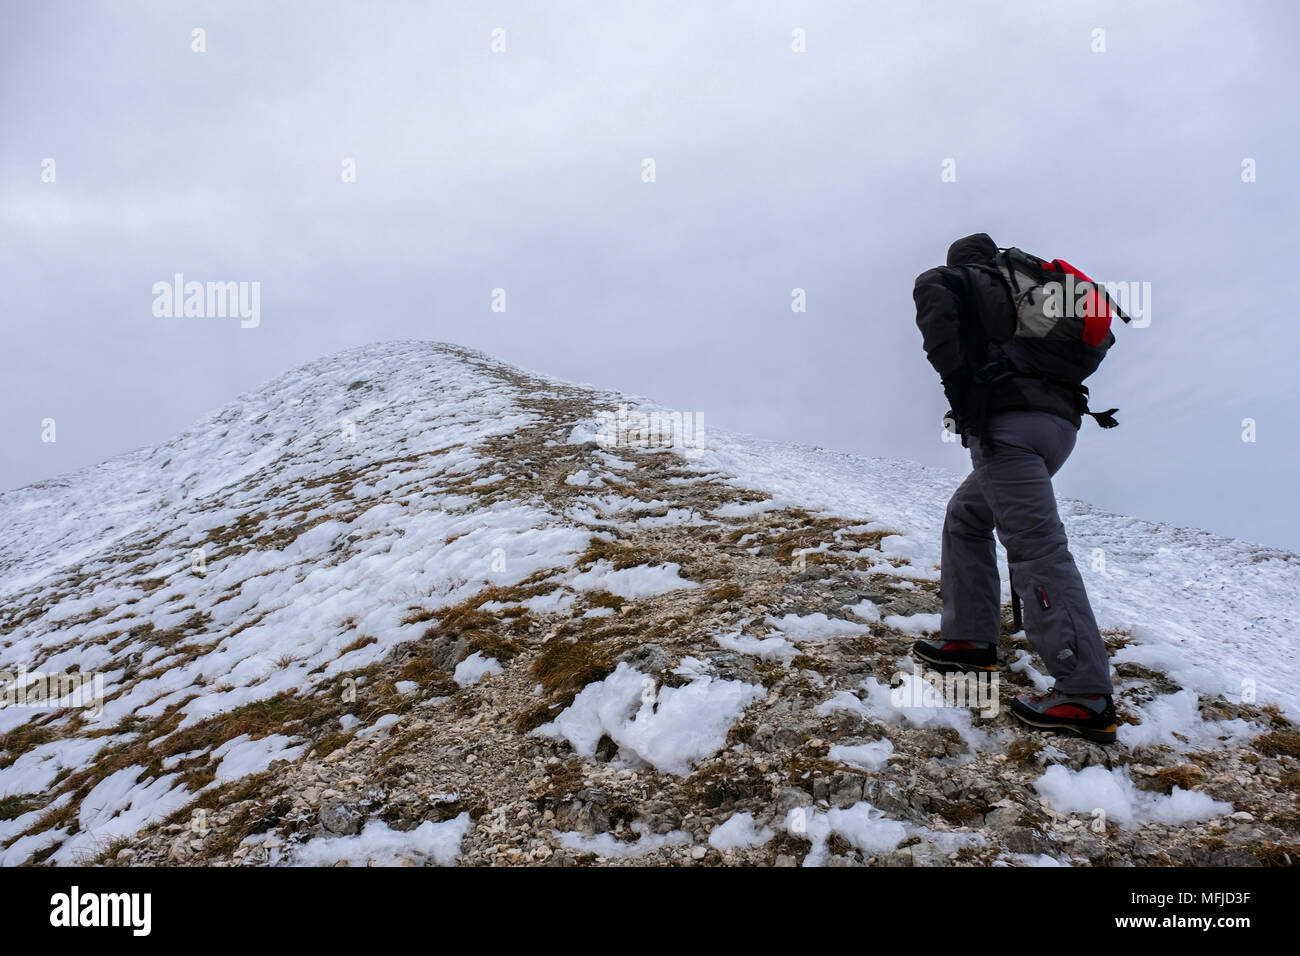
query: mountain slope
1 342 1297 867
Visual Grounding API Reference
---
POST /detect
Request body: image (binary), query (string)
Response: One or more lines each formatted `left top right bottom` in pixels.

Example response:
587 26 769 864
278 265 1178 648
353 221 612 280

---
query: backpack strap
1085 407 1120 428
967 357 1019 454
1001 252 1021 295
1020 373 1121 429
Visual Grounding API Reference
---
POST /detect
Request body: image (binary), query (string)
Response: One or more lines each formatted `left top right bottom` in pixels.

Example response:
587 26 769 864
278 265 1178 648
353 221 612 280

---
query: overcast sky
4 1 1298 551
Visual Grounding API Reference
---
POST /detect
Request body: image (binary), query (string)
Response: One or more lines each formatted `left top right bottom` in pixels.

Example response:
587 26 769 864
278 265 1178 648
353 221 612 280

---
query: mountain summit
1 342 1297 866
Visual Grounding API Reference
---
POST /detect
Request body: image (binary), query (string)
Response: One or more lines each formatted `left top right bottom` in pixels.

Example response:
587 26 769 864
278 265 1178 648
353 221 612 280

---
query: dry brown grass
531 639 617 696
1254 729 1300 759
1135 764 1206 794
576 537 659 571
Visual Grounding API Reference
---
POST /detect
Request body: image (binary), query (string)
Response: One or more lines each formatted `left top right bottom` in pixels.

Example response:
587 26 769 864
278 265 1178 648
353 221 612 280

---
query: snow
290 813 471 866
453 651 502 687
0 827 67 867
818 673 999 753
355 713 402 739
785 801 908 866
881 612 941 635
1118 688 1257 752
553 823 692 859
565 469 603 488
1012 853 1070 867
714 629 797 662
786 801 988 867
1008 649 1054 694
534 662 764 776
708 812 775 851
671 656 713 681
1110 631 1253 716
568 560 699 599
631 507 710 528
1034 765 1233 828
677 421 1300 720
765 613 872 641
880 534 926 559
826 802 910 854
0 734 109 798
210 734 307 783
51 766 192 864
0 794 68 851
515 589 575 616
0 344 606 863
1 341 1294 864
710 499 778 518
844 599 881 623
827 738 895 771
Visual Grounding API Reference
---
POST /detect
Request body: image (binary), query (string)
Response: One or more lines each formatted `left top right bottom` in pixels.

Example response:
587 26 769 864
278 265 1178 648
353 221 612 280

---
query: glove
941 368 973 422
941 408 966 444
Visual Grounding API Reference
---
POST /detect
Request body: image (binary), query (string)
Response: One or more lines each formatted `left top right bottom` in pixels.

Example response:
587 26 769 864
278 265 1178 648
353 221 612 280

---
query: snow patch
534 662 763 775
881 612 941 635
553 823 691 858
765 613 871 641
569 560 698 599
291 813 471 866
714 629 797 662
1118 689 1258 751
1034 765 1233 828
785 801 908 866
453 651 502 687
708 812 776 851
827 738 895 771
211 734 306 783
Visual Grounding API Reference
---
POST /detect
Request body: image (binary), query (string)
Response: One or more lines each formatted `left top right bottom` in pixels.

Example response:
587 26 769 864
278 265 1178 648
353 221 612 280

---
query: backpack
998 247 1129 347
966 247 1130 442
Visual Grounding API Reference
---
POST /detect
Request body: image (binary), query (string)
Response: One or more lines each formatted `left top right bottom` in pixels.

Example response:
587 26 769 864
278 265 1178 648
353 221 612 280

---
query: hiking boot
911 638 997 674
1010 689 1117 744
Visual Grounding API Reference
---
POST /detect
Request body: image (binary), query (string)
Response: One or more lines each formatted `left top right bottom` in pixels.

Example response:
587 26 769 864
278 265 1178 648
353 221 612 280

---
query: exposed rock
1003 827 1053 856
617 643 669 675
984 805 1021 830
829 773 865 809
319 800 363 836
774 786 813 815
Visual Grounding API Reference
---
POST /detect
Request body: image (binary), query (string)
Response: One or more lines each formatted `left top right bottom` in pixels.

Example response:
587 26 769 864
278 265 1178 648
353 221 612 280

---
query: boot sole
1012 709 1117 745
911 646 997 674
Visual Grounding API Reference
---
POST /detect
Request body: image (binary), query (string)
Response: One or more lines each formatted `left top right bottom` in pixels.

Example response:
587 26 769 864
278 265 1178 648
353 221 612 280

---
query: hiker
910 232 1122 744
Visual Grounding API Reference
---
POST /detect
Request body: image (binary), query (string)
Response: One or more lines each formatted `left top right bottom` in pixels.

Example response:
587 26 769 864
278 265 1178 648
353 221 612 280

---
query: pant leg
940 472 1001 644
971 411 1113 695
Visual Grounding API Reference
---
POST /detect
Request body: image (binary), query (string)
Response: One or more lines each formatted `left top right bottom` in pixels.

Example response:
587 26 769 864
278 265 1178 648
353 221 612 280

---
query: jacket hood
946 233 998 267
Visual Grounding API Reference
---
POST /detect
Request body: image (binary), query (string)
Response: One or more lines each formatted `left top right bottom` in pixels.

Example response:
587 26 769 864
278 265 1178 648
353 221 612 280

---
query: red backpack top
997 247 1131 350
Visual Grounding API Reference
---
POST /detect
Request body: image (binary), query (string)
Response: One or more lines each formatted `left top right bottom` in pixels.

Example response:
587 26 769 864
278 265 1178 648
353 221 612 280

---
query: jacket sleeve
913 266 967 381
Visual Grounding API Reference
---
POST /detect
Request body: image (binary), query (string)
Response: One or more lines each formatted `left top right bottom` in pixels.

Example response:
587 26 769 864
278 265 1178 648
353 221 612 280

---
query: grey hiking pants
940 410 1112 695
